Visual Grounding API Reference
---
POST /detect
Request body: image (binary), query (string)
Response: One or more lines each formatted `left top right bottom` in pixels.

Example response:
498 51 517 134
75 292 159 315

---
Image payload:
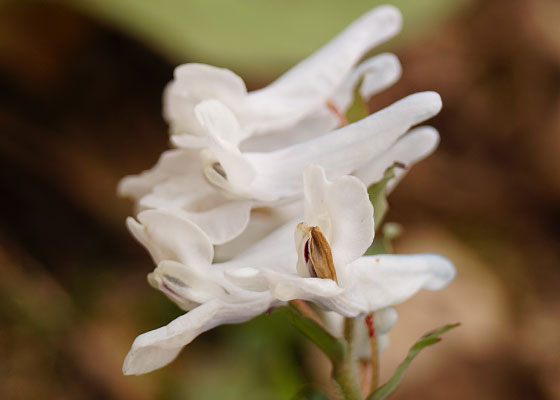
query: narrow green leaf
282 305 346 365
367 323 460 400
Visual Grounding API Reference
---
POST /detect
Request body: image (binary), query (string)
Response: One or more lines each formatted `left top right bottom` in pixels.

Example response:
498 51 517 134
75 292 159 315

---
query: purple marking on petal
304 239 310 264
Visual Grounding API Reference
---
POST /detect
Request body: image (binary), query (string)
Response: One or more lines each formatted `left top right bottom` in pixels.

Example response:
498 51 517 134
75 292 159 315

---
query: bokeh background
1 0 559 399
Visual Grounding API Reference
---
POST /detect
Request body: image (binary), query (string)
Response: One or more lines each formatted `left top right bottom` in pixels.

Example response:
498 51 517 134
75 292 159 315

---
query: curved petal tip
424 254 456 290
373 5 403 32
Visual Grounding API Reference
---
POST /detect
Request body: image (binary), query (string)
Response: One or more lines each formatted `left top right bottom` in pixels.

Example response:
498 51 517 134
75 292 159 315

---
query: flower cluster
120 5 455 375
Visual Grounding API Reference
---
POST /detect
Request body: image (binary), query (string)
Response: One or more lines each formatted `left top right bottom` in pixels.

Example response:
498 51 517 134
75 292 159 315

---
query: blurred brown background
1 0 559 399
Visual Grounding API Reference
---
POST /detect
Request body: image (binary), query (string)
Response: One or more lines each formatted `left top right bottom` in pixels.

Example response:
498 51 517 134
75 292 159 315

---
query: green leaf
281 304 346 365
367 323 460 400
366 163 405 256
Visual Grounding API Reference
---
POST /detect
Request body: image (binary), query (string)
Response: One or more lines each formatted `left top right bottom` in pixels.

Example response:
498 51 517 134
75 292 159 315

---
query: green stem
333 317 362 400
365 314 379 391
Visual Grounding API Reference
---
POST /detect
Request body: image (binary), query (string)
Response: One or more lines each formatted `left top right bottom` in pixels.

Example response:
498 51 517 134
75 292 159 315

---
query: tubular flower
118 5 436 248
119 92 442 246
122 209 278 375
123 165 454 375
164 6 402 144
226 165 455 317
120 4 456 378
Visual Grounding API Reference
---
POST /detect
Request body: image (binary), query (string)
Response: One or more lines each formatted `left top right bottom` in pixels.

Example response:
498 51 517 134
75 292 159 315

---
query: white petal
344 254 456 311
228 266 366 316
224 267 269 292
359 54 402 101
214 202 301 260
164 64 247 136
241 53 402 153
377 333 390 354
246 92 442 201
244 6 402 133
303 165 374 268
353 126 440 188
184 201 252 245
124 146 253 245
126 150 214 211
224 220 299 273
127 209 213 266
264 269 343 303
140 193 252 246
193 99 249 146
123 297 271 375
221 219 300 291
149 260 227 310
374 307 398 336
243 54 402 153
118 149 199 201
331 53 402 111
137 174 216 214
172 101 256 190
239 109 338 152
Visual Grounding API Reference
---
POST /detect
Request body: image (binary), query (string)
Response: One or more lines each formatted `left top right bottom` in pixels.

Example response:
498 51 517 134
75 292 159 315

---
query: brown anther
306 226 338 283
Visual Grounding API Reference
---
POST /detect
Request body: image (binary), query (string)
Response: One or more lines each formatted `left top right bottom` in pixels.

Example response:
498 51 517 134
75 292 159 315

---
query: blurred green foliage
59 0 468 77
166 311 306 399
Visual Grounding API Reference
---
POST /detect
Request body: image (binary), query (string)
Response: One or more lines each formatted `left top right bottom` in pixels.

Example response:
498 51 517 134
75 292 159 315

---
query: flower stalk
332 317 362 400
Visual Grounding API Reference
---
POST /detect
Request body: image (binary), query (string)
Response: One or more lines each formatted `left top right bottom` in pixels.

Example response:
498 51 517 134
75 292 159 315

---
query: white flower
164 6 402 145
118 4 441 250
120 4 455 376
123 209 277 375
226 165 455 317
119 147 254 246
122 165 454 375
214 125 440 260
119 92 442 247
